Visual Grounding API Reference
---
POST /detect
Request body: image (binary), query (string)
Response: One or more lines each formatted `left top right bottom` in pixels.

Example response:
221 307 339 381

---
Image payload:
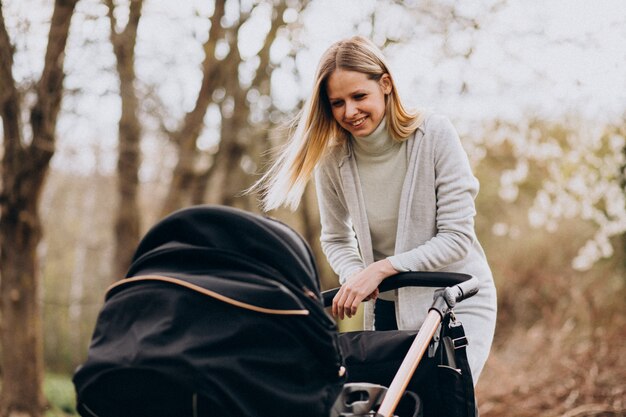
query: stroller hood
73 205 344 417
115 204 324 313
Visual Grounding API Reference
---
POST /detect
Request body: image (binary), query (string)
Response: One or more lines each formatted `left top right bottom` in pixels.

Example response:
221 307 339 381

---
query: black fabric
374 299 398 330
434 315 476 417
338 330 438 409
338 318 476 417
75 283 343 417
73 206 344 417
409 316 476 417
338 330 430 417
76 370 213 417
397 391 422 417
116 204 325 311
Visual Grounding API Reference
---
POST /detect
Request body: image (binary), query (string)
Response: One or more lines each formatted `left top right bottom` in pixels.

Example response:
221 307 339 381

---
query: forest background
0 0 625 416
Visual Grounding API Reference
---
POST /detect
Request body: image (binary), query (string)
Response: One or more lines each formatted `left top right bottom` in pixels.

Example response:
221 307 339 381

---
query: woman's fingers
336 292 354 320
333 265 387 319
331 289 342 317
332 286 364 319
344 292 358 318
332 288 347 319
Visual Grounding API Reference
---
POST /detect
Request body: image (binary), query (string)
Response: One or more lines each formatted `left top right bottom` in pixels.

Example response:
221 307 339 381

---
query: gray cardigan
314 114 497 382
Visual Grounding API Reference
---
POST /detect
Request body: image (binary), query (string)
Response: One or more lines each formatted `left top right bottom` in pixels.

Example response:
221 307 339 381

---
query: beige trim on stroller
107 275 311 316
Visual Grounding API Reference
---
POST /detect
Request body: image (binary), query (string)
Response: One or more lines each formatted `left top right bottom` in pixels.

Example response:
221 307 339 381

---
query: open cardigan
314 113 497 382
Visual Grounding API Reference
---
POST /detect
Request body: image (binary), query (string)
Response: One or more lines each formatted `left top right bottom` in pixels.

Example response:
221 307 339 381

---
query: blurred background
0 0 624 416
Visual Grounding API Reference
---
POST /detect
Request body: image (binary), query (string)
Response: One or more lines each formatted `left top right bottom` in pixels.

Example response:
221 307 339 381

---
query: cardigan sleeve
387 115 479 272
314 163 365 284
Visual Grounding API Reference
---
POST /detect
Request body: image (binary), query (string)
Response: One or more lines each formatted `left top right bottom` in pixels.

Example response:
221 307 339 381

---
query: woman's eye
354 94 366 100
331 101 343 107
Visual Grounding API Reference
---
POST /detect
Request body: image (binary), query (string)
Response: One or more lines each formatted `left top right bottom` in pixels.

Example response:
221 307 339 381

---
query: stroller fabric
73 205 476 417
338 323 476 417
73 205 345 417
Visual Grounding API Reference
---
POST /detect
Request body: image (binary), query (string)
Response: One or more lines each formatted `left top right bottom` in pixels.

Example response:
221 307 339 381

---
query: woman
255 36 496 383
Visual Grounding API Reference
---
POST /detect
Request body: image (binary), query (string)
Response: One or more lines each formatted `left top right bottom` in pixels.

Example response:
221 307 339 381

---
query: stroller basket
73 205 478 417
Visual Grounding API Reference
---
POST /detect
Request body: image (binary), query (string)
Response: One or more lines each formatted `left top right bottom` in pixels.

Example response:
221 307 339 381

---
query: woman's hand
332 259 397 320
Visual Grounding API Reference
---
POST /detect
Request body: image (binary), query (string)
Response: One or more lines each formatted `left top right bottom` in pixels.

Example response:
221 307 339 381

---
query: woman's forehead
326 69 376 98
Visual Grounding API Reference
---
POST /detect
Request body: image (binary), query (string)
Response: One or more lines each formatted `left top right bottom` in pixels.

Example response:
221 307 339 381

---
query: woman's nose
345 100 358 118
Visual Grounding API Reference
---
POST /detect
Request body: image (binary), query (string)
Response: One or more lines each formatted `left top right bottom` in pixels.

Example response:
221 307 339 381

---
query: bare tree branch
0 3 23 184
173 0 227 145
161 0 260 215
29 0 78 167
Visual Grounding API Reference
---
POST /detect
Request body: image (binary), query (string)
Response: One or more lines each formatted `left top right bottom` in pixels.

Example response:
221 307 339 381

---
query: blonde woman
255 36 496 384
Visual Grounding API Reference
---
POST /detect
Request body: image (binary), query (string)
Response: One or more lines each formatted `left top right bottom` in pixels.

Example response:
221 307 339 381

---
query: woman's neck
352 118 395 155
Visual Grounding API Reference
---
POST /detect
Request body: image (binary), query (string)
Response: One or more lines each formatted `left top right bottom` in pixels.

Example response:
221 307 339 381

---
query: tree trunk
106 0 144 281
0 198 46 417
206 79 250 208
0 1 78 415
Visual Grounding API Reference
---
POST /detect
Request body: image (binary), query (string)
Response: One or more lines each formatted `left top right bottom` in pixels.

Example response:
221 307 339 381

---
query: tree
100 0 296 279
159 0 232 216
204 0 288 210
478 117 626 271
0 0 79 416
524 120 626 270
104 0 144 281
159 0 291 215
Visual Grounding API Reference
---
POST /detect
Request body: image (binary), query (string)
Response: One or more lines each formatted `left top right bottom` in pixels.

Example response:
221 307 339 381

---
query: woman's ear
380 74 392 95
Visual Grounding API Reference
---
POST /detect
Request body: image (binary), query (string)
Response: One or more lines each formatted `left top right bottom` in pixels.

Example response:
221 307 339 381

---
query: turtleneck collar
351 118 397 156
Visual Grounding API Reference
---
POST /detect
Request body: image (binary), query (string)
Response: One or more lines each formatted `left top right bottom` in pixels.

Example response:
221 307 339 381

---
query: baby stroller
73 205 478 417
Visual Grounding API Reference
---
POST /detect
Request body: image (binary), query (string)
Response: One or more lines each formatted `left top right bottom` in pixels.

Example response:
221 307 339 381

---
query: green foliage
44 373 78 417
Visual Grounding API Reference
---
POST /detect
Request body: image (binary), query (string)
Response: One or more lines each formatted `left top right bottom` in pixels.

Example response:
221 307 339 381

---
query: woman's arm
331 258 397 319
388 115 479 272
314 166 365 284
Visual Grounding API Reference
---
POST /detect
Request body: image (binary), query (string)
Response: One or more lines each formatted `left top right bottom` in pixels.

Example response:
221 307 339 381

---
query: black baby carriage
73 205 478 417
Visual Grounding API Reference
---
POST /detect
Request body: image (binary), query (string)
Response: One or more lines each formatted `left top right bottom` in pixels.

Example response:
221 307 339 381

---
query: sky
2 0 626 175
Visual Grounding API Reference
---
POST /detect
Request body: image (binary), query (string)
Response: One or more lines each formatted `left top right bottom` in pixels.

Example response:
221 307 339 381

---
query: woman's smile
348 116 367 128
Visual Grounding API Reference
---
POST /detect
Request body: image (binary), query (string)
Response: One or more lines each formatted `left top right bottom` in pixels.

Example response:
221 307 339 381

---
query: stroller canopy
74 205 344 417
116 204 324 313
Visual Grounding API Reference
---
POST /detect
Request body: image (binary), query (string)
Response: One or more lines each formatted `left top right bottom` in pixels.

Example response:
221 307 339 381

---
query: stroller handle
321 271 477 308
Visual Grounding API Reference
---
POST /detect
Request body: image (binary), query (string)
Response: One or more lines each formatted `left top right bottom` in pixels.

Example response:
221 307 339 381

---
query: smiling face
325 69 392 137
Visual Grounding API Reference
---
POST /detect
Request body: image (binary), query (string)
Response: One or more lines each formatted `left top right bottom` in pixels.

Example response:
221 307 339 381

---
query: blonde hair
255 36 424 211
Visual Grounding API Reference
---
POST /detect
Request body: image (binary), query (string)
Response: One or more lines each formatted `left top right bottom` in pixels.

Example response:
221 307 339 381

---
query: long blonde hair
256 36 424 211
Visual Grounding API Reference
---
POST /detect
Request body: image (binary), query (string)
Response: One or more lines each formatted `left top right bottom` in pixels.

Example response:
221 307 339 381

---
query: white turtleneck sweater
352 119 408 301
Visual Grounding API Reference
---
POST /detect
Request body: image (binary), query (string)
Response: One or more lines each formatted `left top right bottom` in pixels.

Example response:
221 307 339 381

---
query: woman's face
326 69 391 137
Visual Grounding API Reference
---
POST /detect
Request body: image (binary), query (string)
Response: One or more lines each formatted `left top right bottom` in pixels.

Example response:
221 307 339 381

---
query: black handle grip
433 276 480 312
321 271 474 308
